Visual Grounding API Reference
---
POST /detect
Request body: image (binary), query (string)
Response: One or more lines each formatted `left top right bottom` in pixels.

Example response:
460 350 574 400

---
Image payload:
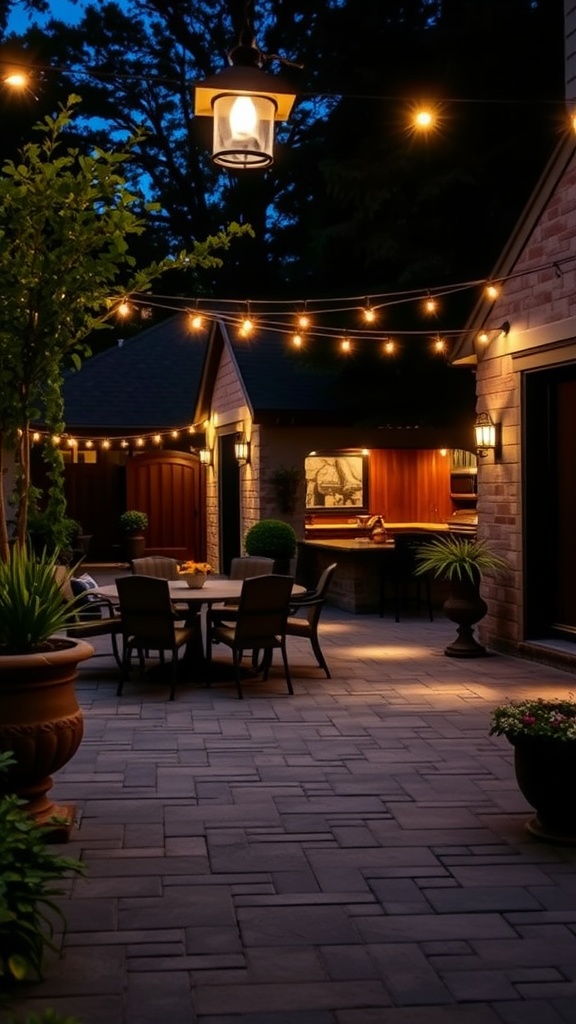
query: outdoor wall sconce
234 434 250 465
194 6 297 169
198 447 213 466
474 412 500 458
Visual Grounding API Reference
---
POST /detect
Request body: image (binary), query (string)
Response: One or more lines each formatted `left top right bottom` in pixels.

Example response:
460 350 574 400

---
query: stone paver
6 584 576 1024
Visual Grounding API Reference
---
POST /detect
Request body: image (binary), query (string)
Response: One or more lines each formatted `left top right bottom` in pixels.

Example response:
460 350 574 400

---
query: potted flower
244 518 297 575
177 560 212 589
0 547 93 837
119 509 149 562
490 697 576 843
415 535 508 657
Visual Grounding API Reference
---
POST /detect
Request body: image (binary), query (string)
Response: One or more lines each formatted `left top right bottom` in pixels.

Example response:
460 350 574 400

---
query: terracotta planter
0 639 94 838
443 578 488 658
509 734 576 844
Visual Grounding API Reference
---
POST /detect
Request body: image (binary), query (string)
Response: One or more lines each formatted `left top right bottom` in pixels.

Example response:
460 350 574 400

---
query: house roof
62 315 205 430
451 134 576 364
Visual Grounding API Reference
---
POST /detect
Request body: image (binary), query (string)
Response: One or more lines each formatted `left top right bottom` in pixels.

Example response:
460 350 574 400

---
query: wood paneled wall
368 449 453 522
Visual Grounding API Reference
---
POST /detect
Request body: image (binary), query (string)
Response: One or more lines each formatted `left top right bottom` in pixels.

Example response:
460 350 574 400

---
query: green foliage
490 698 576 741
119 510 148 532
0 96 250 559
0 547 81 653
414 535 509 583
5 1012 83 1024
0 753 84 987
244 519 297 560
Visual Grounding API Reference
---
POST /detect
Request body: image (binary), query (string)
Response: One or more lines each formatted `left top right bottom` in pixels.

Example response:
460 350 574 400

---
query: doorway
219 433 241 576
524 364 576 640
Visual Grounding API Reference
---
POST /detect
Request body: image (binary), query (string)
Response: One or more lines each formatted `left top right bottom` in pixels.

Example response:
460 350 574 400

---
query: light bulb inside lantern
229 96 258 139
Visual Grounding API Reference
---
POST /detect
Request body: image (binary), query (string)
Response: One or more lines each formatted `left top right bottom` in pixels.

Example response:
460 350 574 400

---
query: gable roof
63 315 205 430
451 134 576 364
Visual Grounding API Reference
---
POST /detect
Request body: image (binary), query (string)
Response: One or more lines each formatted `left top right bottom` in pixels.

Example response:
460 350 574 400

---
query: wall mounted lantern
234 434 250 465
474 412 499 458
198 446 213 466
194 6 298 169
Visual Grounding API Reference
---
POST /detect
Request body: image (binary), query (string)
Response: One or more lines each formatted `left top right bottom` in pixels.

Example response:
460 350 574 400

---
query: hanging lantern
194 19 297 170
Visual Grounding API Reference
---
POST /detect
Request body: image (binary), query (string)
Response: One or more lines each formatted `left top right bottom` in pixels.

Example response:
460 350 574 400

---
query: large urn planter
443 578 488 658
490 698 576 845
414 535 509 659
0 639 94 839
510 735 576 844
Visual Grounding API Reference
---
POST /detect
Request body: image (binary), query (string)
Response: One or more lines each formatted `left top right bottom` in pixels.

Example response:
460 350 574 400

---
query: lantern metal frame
234 434 251 465
474 412 500 459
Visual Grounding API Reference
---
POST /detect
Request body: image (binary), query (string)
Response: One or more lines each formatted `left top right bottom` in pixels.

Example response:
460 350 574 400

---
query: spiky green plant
0 547 80 653
414 535 509 583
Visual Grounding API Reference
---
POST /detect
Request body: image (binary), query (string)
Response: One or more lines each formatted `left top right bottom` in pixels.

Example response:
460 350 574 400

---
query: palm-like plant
0 547 80 653
414 535 508 584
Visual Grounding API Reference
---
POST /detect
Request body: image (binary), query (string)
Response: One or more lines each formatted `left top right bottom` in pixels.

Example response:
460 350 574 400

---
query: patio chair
206 574 294 699
381 533 434 622
285 562 337 678
55 566 123 669
131 556 180 579
115 575 195 700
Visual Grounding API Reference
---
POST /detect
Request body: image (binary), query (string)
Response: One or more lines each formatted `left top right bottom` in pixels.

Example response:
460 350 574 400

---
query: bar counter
298 524 448 614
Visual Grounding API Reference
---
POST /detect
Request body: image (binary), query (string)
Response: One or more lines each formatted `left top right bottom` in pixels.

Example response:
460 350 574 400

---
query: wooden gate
126 450 205 561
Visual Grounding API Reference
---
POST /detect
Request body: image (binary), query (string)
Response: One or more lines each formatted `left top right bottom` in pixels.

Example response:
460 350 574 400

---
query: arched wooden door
126 450 205 561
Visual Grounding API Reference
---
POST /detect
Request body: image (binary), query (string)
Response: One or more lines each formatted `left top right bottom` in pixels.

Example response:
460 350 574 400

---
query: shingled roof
63 315 205 430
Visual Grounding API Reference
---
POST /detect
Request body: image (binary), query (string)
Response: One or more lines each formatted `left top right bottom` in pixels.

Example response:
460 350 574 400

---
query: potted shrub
119 510 149 562
415 535 508 657
0 752 84 990
0 547 93 838
490 697 576 844
244 519 297 575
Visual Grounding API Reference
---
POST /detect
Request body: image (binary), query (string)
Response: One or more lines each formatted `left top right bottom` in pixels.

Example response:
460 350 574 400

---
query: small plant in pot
415 535 508 658
0 546 94 837
119 509 148 562
490 696 576 844
244 519 297 575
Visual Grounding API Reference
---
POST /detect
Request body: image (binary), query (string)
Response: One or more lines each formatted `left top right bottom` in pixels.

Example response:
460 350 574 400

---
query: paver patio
6 576 576 1024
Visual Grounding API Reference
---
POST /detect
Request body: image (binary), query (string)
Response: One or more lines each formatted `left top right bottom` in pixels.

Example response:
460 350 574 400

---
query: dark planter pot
0 639 94 839
443 578 488 658
509 734 576 844
124 532 146 562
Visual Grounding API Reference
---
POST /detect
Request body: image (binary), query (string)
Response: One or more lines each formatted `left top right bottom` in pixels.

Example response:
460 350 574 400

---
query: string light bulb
485 282 500 300
292 333 303 347
4 70 29 90
239 316 255 337
362 301 376 324
434 336 446 354
423 295 438 315
189 311 204 331
412 106 436 131
383 338 396 355
340 336 351 353
117 299 131 318
297 312 310 330
102 439 111 449
477 330 490 344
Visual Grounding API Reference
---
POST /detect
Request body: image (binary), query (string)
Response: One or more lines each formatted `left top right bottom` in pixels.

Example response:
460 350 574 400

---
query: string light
433 336 446 354
292 332 304 347
4 70 29 89
411 105 438 132
423 294 438 315
340 336 352 353
485 282 500 300
477 330 490 344
117 299 131 318
189 310 204 330
102 439 110 449
383 338 396 355
297 311 310 330
362 300 376 324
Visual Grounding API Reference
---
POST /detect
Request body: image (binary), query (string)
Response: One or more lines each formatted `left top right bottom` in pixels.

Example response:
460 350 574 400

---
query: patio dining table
94 576 305 682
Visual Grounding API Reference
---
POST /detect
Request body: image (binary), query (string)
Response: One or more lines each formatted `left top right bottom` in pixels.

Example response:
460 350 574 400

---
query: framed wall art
305 451 368 512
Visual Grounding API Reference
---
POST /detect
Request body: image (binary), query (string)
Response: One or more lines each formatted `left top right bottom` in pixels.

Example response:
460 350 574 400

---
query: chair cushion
285 616 312 638
71 573 101 615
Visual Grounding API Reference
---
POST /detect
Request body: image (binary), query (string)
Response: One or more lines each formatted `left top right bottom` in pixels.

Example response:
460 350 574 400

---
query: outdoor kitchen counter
298 527 448 614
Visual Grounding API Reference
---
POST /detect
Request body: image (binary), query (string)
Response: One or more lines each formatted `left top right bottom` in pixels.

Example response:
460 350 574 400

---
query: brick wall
476 148 576 653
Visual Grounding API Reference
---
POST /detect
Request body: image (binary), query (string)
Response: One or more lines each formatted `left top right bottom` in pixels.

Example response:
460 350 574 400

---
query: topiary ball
244 519 297 559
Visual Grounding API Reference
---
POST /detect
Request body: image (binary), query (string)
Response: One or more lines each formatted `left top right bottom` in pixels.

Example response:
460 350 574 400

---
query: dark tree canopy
0 0 566 321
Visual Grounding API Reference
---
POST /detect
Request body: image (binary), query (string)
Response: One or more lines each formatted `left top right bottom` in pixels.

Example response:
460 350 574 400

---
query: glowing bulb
102 439 111 449
85 440 93 449
153 434 162 445
117 300 131 317
477 331 490 344
571 111 576 133
413 107 435 130
292 333 303 348
240 317 254 337
120 439 128 448
341 337 351 353
439 448 448 457
362 306 376 323
4 71 28 90
188 426 196 434
434 337 446 354
52 435 61 446
485 283 500 300
190 312 204 330
67 437 77 447
297 313 310 330
383 339 396 355
229 96 257 139
171 430 179 439
136 437 145 447
32 432 41 443
423 296 438 315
